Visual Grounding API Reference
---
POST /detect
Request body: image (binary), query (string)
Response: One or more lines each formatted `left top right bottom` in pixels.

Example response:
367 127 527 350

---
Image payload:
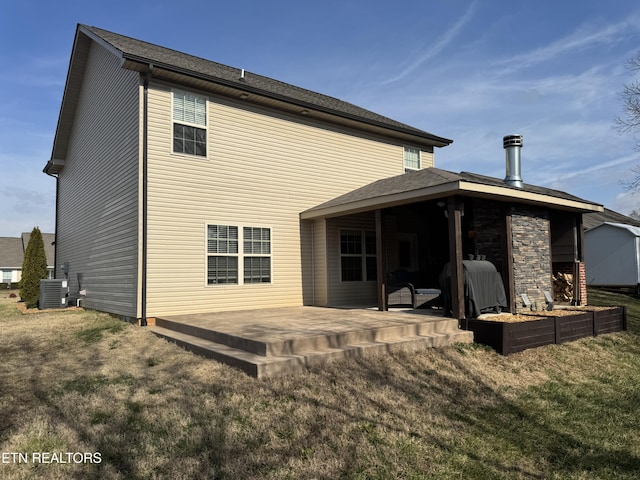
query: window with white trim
207 225 238 284
340 230 377 282
403 146 420 172
243 227 271 283
207 224 271 285
173 91 207 157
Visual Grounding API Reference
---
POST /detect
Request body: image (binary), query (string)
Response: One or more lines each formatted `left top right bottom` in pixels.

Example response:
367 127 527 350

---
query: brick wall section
511 206 553 313
579 261 587 305
552 261 588 306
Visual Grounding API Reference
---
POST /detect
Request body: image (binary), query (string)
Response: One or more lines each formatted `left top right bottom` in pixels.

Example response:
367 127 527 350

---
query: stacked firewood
552 272 574 302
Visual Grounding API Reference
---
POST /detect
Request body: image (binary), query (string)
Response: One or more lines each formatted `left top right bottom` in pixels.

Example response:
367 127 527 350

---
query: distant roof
585 222 640 237
0 233 55 269
21 232 56 266
0 237 25 268
301 167 603 219
583 208 640 230
82 25 452 146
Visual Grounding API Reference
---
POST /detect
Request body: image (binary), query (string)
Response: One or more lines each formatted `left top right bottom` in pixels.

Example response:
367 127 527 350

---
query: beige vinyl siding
299 219 315 304
145 85 405 315
326 213 378 306
307 218 328 306
420 149 434 168
56 42 140 317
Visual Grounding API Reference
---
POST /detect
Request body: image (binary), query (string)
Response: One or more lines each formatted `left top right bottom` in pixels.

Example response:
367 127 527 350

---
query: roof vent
503 134 523 188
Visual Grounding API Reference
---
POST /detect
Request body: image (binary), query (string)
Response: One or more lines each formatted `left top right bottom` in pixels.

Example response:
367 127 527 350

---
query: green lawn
0 288 639 479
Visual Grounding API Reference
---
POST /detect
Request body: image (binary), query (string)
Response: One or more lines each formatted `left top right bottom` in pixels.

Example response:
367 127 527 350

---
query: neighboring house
0 237 24 284
44 25 603 322
0 233 55 284
583 207 640 231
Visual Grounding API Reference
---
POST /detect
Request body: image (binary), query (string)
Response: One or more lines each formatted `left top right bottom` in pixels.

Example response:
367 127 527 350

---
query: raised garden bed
464 306 626 355
466 316 552 355
573 306 627 335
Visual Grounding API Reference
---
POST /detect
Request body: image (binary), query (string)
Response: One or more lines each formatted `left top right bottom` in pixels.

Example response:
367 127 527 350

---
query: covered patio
301 167 603 319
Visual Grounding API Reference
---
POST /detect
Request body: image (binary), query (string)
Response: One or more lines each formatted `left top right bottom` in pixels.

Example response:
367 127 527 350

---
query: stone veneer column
511 206 553 312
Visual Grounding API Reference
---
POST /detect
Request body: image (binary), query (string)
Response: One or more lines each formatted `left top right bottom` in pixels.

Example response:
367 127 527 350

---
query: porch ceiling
300 167 604 219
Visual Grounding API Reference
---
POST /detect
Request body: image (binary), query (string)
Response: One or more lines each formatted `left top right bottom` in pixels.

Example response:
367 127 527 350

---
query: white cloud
378 0 480 85
491 16 640 77
611 190 640 216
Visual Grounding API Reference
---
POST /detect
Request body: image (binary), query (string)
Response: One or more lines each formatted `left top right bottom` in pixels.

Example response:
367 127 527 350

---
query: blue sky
2 0 640 236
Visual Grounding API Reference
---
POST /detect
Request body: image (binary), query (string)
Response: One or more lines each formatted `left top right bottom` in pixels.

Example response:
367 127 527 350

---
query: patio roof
300 167 604 219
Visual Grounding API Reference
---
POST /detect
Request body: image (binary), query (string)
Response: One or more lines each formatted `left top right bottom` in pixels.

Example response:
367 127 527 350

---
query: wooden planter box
565 306 627 335
592 307 627 335
555 311 593 344
465 317 554 355
464 307 626 355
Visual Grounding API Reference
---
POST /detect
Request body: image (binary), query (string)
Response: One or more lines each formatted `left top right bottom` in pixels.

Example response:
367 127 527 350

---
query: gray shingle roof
21 232 56 266
583 208 640 230
81 25 452 146
303 167 601 216
307 167 461 211
0 237 25 268
457 171 596 205
0 234 56 270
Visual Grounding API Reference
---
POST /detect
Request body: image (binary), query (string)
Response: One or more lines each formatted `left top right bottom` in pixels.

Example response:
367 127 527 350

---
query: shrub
19 227 48 309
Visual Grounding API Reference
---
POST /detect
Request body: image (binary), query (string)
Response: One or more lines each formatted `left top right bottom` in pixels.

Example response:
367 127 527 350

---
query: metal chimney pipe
503 134 524 188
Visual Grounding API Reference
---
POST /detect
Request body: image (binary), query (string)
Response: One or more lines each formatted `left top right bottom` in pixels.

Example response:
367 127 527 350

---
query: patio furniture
386 270 441 309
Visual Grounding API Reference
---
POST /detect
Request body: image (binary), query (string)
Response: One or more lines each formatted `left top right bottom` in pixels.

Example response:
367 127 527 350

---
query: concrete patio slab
150 306 473 377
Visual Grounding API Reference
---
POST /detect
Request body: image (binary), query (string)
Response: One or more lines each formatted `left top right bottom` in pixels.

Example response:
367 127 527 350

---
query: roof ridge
80 24 451 146
84 25 238 75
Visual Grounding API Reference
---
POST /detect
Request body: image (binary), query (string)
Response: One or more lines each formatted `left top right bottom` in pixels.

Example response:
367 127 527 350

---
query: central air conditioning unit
39 279 69 309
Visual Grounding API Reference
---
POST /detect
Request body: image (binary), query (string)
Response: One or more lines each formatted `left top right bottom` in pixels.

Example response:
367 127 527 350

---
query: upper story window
403 146 420 172
173 91 207 157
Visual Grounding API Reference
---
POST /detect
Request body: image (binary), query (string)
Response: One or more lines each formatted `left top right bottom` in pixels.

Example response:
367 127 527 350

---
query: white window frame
2 270 12 283
172 90 208 157
206 223 272 286
403 146 421 172
339 229 377 282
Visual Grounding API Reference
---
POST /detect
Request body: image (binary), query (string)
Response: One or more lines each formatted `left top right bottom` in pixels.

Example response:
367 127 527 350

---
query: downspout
44 170 59 280
140 65 153 325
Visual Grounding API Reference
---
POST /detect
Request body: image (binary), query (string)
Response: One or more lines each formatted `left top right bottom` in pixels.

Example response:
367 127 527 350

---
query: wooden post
448 197 465 320
375 209 386 311
504 208 516 313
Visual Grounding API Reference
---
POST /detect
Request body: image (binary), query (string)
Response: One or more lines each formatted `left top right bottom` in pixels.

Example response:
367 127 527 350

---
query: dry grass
1 289 639 479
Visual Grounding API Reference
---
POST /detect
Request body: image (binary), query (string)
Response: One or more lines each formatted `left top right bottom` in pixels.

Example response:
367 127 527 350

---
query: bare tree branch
617 51 640 191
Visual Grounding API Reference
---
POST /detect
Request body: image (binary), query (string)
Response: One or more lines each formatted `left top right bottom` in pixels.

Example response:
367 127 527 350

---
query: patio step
149 318 473 378
154 315 465 357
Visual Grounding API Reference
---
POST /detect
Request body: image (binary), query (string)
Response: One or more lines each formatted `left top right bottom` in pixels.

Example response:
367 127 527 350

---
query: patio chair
386 270 441 309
